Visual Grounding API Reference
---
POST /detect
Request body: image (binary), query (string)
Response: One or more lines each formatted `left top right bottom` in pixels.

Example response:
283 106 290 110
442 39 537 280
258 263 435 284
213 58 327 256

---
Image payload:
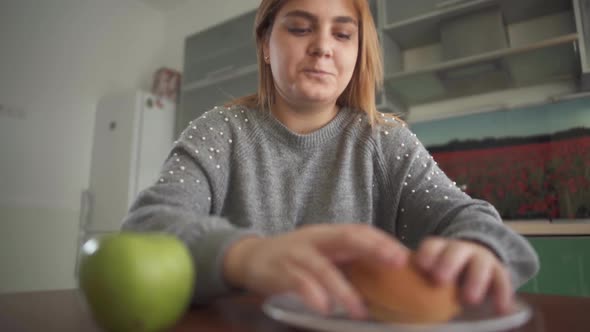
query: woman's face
264 0 359 109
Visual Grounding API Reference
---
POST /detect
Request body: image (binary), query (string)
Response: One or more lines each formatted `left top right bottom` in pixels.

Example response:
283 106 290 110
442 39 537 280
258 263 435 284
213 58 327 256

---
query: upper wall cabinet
377 0 590 110
575 0 590 86
180 10 257 132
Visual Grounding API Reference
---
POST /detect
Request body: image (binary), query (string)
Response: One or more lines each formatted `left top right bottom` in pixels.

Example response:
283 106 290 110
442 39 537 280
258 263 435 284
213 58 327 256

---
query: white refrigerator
76 90 175 273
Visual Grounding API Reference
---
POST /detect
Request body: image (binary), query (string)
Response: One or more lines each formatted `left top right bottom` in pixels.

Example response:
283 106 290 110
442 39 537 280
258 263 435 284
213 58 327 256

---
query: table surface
1 290 589 332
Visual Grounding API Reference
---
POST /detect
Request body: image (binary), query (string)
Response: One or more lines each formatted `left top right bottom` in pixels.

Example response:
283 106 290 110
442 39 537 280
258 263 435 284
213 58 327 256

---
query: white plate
263 293 532 332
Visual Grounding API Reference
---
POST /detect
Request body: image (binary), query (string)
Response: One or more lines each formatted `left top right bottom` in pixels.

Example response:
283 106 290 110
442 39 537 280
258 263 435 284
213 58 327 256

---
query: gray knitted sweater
122 105 539 302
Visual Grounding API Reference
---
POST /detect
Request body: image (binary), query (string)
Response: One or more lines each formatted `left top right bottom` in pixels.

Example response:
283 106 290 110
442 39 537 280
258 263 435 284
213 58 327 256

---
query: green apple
78 232 195 332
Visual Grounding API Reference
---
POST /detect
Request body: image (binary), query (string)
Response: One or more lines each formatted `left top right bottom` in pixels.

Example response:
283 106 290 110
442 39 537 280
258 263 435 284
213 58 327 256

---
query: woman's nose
307 30 333 58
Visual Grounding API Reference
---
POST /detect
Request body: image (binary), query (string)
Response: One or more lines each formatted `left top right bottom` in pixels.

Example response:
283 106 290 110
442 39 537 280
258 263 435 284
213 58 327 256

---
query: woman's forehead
276 0 359 22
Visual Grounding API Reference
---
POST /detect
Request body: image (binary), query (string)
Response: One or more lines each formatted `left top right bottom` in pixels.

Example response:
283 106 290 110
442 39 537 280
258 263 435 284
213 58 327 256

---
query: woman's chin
294 89 339 106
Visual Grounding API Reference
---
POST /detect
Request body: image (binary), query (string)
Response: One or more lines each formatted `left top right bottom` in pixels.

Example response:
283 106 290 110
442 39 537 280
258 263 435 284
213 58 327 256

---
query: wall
0 0 164 293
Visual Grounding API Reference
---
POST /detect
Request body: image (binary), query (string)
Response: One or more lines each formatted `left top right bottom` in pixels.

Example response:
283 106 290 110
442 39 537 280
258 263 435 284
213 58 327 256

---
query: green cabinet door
518 236 590 297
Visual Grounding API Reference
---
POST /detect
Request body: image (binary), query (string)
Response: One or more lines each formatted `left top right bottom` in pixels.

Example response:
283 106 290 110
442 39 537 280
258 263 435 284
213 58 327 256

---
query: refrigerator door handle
78 189 92 232
74 189 93 278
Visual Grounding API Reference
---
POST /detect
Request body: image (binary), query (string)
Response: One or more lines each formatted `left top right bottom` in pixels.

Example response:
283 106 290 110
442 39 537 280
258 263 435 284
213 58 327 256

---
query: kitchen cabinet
519 236 590 297
179 10 257 133
376 0 588 112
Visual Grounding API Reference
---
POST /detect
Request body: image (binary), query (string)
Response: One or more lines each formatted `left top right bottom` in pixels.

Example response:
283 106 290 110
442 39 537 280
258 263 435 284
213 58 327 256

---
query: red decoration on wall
431 130 590 220
151 68 181 104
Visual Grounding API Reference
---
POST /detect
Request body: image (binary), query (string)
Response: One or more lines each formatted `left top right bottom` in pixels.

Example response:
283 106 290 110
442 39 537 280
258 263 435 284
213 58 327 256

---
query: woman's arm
376 121 539 310
121 109 259 303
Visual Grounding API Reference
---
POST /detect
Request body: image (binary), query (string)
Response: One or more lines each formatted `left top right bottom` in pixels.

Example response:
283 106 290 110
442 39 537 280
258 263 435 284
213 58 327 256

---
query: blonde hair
226 0 390 127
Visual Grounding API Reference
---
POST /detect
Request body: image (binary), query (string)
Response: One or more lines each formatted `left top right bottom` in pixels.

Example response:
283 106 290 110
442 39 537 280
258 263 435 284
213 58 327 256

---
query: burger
343 256 461 324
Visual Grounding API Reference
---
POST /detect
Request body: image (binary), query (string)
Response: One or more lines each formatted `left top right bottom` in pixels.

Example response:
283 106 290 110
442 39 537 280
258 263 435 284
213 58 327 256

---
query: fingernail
356 305 368 319
386 250 408 266
351 302 368 319
436 269 451 284
466 289 481 304
380 250 397 263
417 256 433 270
315 298 329 316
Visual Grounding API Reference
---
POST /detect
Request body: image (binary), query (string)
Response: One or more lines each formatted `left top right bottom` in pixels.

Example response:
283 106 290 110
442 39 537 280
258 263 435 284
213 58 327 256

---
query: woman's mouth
303 69 332 78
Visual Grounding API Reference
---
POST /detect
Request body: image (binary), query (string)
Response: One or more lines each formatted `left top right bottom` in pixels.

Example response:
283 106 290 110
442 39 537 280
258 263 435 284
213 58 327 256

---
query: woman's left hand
415 237 513 314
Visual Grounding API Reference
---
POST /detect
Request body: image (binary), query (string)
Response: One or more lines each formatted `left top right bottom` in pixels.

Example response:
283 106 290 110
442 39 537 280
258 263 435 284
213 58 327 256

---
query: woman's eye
288 27 311 35
335 33 352 40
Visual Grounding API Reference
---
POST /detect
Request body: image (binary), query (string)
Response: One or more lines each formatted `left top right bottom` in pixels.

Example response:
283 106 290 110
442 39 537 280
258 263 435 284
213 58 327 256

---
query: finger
281 262 331 315
289 247 367 319
313 224 410 266
415 237 447 272
462 254 494 305
491 264 514 314
431 241 475 284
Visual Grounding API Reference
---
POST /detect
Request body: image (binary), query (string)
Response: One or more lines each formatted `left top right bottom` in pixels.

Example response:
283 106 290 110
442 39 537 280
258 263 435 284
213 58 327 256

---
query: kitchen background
0 0 260 294
1 0 589 296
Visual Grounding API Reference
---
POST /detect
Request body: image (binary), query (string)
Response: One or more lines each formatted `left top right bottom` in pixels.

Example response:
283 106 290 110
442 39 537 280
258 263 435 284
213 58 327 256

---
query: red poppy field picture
411 98 590 221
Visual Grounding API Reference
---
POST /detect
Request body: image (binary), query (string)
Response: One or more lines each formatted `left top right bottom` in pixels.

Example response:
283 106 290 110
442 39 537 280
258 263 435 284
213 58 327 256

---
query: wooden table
0 290 588 331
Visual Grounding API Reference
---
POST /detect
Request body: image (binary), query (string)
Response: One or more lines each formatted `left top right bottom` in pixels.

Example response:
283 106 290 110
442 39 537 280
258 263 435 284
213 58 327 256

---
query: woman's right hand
223 224 410 319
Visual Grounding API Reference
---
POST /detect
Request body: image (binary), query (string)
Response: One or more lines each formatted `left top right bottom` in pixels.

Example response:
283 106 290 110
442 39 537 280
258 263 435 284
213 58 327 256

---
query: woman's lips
303 68 333 78
304 68 331 74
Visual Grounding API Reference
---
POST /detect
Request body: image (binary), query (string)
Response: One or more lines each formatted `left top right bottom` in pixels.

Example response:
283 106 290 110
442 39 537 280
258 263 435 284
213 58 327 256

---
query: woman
123 0 539 319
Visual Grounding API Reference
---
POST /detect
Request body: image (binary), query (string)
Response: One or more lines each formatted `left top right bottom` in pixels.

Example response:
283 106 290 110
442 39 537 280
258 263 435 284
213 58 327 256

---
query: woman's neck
271 97 339 134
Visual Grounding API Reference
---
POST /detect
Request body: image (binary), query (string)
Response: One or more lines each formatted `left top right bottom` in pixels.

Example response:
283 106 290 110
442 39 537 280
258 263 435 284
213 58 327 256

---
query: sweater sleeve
377 121 539 288
121 106 258 303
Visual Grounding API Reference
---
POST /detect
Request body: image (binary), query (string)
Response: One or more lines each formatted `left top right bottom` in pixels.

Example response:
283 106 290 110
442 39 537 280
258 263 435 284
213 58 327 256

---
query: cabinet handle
436 0 476 9
206 65 236 80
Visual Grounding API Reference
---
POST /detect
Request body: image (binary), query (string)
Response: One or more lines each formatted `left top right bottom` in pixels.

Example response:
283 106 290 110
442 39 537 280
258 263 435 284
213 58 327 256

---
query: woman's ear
263 39 270 64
